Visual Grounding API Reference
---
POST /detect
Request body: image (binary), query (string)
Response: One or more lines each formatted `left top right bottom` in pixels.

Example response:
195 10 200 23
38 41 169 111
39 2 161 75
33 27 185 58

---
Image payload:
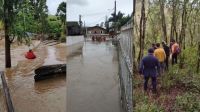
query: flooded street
0 40 66 112
67 40 123 112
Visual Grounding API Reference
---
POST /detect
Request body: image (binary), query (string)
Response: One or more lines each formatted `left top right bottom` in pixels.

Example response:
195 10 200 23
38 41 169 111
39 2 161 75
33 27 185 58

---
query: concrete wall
87 27 106 34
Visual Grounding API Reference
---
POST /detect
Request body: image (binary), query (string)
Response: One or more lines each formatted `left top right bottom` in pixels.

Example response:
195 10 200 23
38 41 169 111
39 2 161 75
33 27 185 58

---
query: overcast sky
67 0 133 26
47 0 66 15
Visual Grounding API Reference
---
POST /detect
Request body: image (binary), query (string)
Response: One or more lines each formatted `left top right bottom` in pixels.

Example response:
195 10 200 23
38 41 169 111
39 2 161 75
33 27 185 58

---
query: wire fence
117 19 133 112
0 78 7 112
0 71 15 112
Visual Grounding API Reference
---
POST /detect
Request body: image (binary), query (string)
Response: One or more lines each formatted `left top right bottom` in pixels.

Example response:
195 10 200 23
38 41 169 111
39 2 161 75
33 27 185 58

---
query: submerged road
67 40 123 112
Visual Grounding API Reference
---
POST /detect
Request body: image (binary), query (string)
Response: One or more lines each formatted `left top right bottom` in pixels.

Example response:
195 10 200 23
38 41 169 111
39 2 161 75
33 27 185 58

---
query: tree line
133 0 200 72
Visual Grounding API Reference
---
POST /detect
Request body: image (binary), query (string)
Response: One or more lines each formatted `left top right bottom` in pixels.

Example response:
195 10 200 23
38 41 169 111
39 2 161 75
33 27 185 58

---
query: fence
0 71 14 112
117 18 133 112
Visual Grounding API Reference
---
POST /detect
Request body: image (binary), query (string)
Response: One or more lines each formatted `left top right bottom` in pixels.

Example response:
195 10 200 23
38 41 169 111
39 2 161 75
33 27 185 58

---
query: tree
3 0 20 68
1 0 48 68
159 0 168 43
105 16 109 33
170 0 179 41
108 11 131 31
137 0 146 64
56 1 66 37
132 0 137 73
47 15 62 40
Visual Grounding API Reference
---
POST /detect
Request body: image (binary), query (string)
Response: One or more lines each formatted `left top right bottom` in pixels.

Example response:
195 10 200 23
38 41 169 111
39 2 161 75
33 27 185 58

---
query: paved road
67 41 123 112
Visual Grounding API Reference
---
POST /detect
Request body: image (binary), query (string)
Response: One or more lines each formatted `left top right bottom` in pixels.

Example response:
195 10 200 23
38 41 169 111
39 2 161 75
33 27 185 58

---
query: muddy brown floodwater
67 41 124 112
0 40 66 112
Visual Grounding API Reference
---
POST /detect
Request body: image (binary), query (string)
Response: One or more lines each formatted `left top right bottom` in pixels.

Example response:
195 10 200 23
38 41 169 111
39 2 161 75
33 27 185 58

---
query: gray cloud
68 0 88 6
67 0 132 26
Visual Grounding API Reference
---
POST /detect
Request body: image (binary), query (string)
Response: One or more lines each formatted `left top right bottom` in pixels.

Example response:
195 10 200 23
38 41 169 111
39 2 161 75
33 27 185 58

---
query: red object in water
25 51 36 59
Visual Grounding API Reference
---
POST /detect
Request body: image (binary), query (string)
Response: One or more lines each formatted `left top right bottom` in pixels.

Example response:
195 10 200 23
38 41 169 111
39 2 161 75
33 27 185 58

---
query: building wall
87 27 106 34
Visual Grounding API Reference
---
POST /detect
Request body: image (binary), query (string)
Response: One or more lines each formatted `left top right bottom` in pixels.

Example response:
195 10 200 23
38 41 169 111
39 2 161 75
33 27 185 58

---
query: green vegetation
0 0 66 67
56 1 66 42
47 15 62 40
173 92 200 112
108 11 132 31
0 21 3 30
133 0 200 110
134 47 200 111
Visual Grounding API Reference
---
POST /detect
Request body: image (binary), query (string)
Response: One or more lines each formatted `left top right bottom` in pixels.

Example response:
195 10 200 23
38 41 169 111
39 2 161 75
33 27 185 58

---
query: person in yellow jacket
154 43 166 74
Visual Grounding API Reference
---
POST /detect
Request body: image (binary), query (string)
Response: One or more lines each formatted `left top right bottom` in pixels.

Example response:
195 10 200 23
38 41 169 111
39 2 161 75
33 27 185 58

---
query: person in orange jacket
25 49 36 59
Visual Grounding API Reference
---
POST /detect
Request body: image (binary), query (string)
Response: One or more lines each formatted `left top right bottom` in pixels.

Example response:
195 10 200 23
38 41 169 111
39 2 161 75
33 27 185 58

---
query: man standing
162 41 170 70
171 39 180 65
139 48 160 93
154 43 166 74
152 43 157 51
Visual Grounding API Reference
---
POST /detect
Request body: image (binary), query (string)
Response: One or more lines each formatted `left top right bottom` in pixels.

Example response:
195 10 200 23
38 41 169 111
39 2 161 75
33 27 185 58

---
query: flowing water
67 41 123 112
0 42 66 112
43 46 65 65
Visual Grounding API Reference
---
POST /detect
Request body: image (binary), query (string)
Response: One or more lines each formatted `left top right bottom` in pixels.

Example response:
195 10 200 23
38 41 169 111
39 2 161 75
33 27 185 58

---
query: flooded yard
0 40 66 112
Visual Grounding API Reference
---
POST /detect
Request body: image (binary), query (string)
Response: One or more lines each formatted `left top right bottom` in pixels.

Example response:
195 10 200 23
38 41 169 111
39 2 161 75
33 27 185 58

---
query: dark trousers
172 53 178 65
144 76 157 92
165 56 169 70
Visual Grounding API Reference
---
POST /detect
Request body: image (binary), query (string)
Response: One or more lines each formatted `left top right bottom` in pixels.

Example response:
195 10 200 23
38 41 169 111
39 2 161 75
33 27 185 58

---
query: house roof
67 21 80 27
87 26 106 31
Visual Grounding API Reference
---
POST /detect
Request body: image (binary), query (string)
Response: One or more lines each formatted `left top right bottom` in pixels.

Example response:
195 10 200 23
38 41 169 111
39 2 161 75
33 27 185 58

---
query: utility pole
79 15 83 34
105 15 109 33
84 21 86 37
114 0 117 34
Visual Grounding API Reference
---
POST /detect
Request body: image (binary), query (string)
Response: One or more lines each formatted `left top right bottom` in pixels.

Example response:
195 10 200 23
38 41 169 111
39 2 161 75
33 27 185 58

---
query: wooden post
0 71 14 112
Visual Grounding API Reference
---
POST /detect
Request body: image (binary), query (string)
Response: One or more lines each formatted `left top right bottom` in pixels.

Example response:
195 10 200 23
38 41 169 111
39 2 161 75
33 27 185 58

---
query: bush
60 36 66 43
173 92 200 112
135 102 164 112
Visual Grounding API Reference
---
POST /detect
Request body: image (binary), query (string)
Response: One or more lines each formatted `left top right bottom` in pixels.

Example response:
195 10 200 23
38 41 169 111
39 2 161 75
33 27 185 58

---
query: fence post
0 71 14 112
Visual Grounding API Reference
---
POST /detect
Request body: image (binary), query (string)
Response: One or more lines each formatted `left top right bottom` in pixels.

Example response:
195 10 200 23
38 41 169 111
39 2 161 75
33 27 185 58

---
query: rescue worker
152 43 157 51
139 48 160 93
25 49 36 59
154 43 166 74
162 41 170 70
171 39 180 65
